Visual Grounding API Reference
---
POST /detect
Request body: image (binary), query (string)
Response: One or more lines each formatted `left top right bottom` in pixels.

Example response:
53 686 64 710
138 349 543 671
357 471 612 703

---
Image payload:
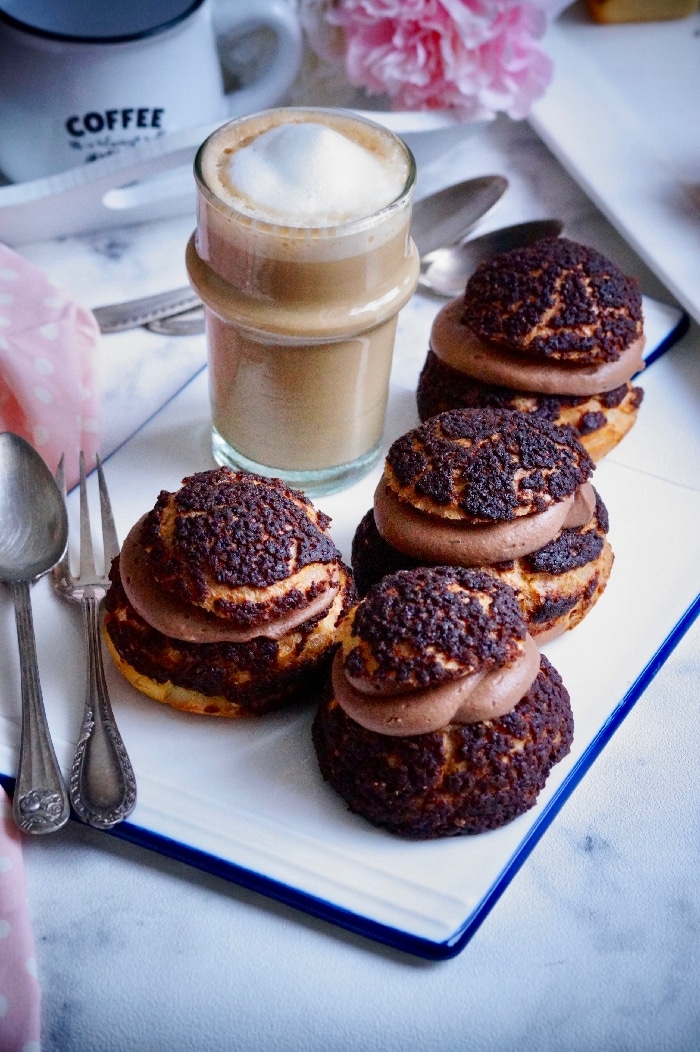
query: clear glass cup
186 107 419 495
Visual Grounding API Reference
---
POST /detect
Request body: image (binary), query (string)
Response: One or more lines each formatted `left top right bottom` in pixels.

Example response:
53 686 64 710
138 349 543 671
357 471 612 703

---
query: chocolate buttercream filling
332 633 540 735
374 478 596 566
119 516 339 643
431 297 645 396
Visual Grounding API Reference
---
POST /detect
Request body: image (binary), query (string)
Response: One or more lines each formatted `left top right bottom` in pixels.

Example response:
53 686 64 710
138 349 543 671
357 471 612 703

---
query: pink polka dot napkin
0 241 100 489
0 788 41 1052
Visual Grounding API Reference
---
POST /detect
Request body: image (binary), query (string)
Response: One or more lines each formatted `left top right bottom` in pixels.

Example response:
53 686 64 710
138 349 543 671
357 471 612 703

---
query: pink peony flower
298 0 562 120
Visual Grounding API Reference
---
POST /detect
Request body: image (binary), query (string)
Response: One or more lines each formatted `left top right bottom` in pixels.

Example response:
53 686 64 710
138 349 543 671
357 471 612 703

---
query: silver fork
52 452 136 829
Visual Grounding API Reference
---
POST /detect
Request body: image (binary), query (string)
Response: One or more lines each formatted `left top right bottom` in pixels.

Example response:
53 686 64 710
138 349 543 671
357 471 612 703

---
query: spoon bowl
409 174 508 258
418 218 565 298
0 433 68 581
0 432 70 834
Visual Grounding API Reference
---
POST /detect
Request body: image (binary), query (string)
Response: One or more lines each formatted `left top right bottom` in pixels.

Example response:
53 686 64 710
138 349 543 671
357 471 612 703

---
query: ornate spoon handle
11 580 70 834
69 593 136 829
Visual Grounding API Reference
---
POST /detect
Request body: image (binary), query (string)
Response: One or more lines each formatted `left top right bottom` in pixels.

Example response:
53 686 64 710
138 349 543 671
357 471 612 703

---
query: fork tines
79 452 119 580
55 452 119 583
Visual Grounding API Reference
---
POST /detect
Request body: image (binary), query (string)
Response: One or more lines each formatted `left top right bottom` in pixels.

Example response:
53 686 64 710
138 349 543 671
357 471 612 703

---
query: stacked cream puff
103 468 355 717
351 407 613 642
417 237 645 461
312 566 574 838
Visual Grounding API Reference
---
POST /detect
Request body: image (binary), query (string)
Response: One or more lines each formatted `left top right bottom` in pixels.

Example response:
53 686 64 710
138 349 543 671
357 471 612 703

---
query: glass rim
193 107 417 239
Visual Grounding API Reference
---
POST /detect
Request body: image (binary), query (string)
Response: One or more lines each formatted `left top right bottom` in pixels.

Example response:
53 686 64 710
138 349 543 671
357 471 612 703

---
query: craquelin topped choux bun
103 468 356 718
351 407 613 641
312 566 574 838
417 237 645 460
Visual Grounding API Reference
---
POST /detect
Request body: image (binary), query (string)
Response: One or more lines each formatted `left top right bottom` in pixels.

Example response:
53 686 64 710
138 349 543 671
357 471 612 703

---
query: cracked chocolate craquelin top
461 237 643 365
140 468 341 621
339 566 528 696
384 407 595 522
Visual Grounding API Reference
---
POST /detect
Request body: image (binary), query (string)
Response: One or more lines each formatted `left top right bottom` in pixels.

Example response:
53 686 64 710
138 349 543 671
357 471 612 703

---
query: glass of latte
187 107 419 494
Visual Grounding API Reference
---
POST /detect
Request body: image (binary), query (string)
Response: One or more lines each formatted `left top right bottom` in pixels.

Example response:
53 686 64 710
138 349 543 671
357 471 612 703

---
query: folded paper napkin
0 788 41 1052
0 242 100 489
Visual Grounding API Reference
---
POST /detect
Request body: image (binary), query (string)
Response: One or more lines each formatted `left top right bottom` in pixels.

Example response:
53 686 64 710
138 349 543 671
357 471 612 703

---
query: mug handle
214 0 303 117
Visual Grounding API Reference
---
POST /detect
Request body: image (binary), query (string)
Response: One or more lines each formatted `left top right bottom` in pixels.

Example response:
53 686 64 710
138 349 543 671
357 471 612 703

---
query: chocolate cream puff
351 407 613 641
417 237 645 461
312 566 574 838
103 468 355 717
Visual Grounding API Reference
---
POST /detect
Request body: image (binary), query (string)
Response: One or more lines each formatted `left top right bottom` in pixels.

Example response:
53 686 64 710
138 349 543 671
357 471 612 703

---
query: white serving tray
0 298 695 959
0 110 464 247
530 2 700 324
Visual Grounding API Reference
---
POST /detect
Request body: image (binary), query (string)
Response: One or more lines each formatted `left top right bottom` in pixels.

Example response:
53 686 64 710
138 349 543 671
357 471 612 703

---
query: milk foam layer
224 123 405 226
199 110 411 229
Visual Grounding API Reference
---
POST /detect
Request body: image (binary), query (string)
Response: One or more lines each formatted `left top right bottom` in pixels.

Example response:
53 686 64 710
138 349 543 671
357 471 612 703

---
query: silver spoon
144 174 507 334
418 218 565 298
149 215 562 332
0 433 70 834
124 213 564 332
92 174 509 336
145 175 511 336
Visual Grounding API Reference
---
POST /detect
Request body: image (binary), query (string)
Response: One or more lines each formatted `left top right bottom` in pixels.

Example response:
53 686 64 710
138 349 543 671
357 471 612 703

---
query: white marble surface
9 112 700 1051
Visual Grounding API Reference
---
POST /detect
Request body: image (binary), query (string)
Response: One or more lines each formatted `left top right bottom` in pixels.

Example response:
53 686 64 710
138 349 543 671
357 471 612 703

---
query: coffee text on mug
66 108 165 136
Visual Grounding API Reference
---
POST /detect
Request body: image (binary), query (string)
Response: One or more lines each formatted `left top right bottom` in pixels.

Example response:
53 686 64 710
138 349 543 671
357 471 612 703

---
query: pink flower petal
301 0 557 119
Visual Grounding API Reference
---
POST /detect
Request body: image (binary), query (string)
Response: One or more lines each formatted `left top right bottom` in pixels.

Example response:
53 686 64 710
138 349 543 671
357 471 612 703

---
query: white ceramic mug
0 0 302 183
